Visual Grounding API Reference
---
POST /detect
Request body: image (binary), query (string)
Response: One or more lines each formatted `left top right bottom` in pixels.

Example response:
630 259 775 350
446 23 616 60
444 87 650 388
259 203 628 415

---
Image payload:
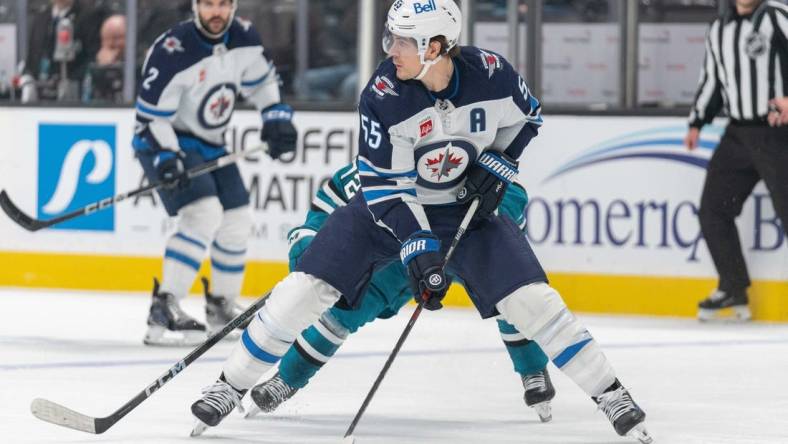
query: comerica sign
527 193 785 263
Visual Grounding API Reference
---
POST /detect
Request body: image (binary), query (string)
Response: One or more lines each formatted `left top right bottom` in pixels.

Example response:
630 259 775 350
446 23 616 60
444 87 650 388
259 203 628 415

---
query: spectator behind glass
136 0 191 68
82 14 126 103
20 0 104 102
96 14 125 65
294 1 358 102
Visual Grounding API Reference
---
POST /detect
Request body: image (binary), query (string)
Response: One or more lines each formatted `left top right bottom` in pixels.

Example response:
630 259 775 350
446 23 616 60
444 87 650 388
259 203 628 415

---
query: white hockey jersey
357 47 543 242
133 19 280 153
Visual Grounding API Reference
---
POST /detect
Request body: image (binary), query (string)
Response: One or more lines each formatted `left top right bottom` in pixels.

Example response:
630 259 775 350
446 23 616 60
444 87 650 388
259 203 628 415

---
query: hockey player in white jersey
133 0 297 346
189 1 652 442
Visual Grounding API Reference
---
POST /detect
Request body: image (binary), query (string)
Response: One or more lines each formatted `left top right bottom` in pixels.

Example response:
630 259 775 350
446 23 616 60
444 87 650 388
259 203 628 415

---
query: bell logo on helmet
413 0 437 14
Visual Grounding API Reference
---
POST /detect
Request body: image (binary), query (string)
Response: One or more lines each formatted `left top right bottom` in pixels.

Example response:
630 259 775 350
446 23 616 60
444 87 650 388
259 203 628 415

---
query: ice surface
2 288 788 444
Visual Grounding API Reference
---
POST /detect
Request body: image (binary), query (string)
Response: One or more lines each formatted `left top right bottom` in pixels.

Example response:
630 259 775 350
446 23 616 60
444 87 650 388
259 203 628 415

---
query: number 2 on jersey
142 67 160 90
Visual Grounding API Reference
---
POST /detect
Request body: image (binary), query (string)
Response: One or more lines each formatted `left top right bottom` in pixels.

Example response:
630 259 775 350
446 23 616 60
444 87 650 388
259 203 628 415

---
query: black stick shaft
343 199 479 438
95 292 270 432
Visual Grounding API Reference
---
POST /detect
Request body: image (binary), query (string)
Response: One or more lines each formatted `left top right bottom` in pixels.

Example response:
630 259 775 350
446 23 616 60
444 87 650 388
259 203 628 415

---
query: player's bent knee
263 272 342 339
178 196 223 239
495 282 567 339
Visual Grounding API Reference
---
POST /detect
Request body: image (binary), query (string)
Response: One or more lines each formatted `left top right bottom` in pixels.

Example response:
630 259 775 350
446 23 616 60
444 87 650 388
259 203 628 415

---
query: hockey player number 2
361 115 382 149
142 68 160 90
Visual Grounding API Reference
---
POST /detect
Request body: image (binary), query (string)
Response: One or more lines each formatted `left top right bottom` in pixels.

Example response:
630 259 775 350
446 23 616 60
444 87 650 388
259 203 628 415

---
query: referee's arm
685 24 724 150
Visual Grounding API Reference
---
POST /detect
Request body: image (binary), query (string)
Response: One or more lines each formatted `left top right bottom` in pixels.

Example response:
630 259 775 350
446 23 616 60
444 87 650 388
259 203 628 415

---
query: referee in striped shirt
685 0 788 322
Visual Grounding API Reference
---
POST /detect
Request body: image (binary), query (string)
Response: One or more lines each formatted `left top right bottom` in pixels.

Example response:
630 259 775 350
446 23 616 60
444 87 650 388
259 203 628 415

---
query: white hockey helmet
383 0 462 79
192 0 237 39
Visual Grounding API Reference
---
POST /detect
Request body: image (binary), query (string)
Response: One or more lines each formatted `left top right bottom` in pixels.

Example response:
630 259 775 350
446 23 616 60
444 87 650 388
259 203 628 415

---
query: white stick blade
341 435 356 444
31 398 97 434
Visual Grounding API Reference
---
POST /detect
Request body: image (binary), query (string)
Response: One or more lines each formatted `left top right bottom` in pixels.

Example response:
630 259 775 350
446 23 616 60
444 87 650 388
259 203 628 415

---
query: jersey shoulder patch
227 18 263 50
146 22 205 70
360 59 428 129
460 46 508 80
363 59 401 100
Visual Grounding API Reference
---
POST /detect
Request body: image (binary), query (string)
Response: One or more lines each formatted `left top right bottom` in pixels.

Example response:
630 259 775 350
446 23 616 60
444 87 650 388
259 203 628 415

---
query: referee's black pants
698 124 788 293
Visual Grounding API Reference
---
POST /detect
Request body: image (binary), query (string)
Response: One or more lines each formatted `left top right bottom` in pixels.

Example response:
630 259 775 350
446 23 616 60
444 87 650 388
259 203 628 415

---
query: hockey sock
497 283 617 398
210 206 251 298
280 311 350 389
160 197 223 298
496 318 549 376
222 273 342 390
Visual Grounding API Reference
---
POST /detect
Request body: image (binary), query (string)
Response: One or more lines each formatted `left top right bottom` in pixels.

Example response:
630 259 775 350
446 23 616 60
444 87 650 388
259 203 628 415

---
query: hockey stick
343 198 480 443
30 290 272 434
0 144 268 232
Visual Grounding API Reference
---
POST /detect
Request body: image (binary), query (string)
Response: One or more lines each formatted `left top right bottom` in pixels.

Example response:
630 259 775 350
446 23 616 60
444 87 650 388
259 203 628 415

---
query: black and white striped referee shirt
690 1 788 127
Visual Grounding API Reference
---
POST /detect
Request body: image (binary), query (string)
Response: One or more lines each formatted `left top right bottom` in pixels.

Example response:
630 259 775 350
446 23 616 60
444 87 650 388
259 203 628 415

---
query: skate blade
531 401 552 423
627 423 653 444
698 306 752 323
244 403 261 419
190 419 209 437
144 326 206 347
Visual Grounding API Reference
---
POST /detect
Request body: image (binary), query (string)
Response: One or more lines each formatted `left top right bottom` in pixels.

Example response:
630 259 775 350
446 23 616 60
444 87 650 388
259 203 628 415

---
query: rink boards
0 107 785 320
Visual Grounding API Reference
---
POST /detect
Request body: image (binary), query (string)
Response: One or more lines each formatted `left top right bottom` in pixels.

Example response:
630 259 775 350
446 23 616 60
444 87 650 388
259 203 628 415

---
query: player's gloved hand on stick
154 149 189 190
400 231 448 311
457 150 519 221
261 103 298 160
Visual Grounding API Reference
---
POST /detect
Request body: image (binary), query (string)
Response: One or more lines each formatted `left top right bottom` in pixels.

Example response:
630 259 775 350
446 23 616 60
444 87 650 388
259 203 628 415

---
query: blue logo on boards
38 124 116 231
543 125 724 183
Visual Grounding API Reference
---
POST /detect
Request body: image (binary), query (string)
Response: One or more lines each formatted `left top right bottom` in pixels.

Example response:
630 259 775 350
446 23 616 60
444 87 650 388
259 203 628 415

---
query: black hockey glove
400 231 448 311
261 103 298 160
154 149 189 190
457 150 519 221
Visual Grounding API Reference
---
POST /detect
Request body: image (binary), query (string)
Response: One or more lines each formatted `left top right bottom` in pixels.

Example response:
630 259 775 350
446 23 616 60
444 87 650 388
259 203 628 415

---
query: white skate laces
523 373 547 392
262 375 296 406
596 387 635 424
200 382 245 417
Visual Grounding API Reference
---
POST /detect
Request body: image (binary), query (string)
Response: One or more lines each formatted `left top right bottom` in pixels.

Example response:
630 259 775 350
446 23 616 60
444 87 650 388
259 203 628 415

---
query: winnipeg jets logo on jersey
199 83 237 129
162 36 184 54
479 50 502 79
415 140 476 189
425 146 464 180
371 75 399 98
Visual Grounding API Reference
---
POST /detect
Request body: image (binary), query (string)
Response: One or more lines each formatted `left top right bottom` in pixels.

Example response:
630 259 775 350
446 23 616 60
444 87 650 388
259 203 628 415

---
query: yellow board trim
2 251 787 321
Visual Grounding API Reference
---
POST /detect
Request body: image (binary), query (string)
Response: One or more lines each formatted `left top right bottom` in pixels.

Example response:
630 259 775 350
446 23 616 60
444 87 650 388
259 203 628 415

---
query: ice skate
248 372 299 417
143 278 206 346
190 378 246 436
202 277 251 338
522 368 555 422
697 289 751 322
594 382 653 443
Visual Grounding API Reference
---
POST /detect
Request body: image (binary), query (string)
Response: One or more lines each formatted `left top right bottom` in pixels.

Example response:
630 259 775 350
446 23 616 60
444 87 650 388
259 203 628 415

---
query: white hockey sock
496 283 616 398
159 197 222 298
222 272 342 390
223 306 293 390
210 206 252 298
